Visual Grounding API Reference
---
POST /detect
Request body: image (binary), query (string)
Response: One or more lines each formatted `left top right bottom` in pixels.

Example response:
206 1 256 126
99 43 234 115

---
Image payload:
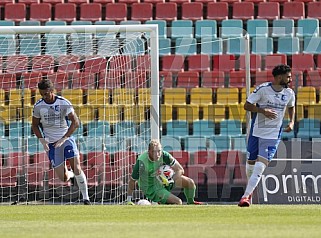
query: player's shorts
247 135 280 162
146 187 172 204
47 137 79 168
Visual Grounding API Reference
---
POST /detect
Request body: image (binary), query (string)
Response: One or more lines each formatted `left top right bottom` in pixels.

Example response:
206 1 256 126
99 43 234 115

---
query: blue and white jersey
247 82 295 139
33 96 75 143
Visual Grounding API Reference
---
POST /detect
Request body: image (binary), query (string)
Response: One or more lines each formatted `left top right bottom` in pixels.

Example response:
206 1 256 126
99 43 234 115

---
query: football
137 199 151 206
157 165 175 185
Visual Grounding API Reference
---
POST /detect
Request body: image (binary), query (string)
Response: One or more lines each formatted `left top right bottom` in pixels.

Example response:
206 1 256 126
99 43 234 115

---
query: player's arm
32 116 49 152
171 160 184 180
126 160 143 205
244 101 277 120
284 106 295 132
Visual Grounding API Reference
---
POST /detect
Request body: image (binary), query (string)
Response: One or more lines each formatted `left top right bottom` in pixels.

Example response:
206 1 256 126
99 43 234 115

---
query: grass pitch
0 204 320 238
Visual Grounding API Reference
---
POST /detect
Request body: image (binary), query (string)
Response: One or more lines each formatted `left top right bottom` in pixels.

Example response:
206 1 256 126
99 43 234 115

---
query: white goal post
0 24 159 204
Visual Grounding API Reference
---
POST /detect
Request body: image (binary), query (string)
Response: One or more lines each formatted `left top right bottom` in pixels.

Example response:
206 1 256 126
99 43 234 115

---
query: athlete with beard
238 64 295 207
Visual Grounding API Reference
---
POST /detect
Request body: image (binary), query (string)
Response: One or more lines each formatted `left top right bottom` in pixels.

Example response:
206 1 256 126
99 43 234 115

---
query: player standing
238 64 295 207
32 79 91 205
127 139 203 205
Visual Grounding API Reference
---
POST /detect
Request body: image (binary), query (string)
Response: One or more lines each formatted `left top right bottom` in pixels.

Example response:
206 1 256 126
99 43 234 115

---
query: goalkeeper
127 139 203 205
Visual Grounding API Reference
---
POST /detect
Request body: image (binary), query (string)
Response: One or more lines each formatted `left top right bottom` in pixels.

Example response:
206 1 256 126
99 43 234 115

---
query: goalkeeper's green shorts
146 187 172 204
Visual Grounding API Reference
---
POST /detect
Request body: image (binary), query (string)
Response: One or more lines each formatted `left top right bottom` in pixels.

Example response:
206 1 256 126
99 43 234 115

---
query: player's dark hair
272 64 292 77
38 79 54 90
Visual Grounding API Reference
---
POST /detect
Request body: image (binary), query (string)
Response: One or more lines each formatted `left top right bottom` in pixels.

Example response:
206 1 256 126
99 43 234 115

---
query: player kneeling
127 139 203 205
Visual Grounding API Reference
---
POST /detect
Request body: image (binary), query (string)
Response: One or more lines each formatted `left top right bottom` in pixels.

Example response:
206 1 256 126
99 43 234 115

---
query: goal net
0 25 159 204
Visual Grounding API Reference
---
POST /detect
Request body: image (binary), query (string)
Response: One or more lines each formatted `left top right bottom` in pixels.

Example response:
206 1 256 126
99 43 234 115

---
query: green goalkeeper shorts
146 187 172 204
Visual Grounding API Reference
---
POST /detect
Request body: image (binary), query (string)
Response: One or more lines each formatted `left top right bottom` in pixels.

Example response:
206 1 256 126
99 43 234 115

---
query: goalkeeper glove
127 196 135 205
39 138 49 152
158 175 169 187
54 136 68 148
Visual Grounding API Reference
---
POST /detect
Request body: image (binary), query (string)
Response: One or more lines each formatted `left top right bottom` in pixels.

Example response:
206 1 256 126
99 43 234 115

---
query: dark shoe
83 200 91 205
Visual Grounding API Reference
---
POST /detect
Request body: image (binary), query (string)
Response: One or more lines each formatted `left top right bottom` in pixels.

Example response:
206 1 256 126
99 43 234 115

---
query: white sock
75 170 89 201
67 170 75 181
243 161 266 198
246 163 255 179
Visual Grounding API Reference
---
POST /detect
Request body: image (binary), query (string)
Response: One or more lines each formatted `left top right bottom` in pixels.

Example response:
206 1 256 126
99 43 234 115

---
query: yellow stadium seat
240 87 255 104
138 88 151 105
163 88 186 105
9 89 32 106
112 88 135 105
216 87 239 105
190 88 213 106
75 105 95 124
0 106 16 124
17 105 33 122
161 104 172 123
284 103 304 121
307 104 321 120
203 104 226 122
61 89 83 106
98 105 121 124
0 89 5 106
123 105 147 122
228 103 246 122
174 104 199 123
296 86 316 105
86 89 109 107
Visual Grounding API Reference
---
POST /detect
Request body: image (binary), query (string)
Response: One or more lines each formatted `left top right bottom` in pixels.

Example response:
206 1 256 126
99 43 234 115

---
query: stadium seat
202 71 225 88
96 38 119 57
5 3 26 22
124 71 148 88
31 55 55 74
174 104 199 122
6 55 29 74
228 104 246 122
203 104 226 123
30 3 52 22
239 54 262 72
193 150 216 167
307 104 321 120
112 88 135 105
26 166 45 188
80 3 102 22
161 104 173 123
0 36 16 56
155 2 177 21
257 2 279 21
171 20 194 39
264 54 287 70
207 165 231 186
143 0 164 4
161 136 182 151
291 54 315 73
54 3 76 22
195 20 217 40
45 35 67 56
216 87 239 105
232 2 254 20
57 55 80 73
219 119 243 137
161 55 184 73
271 19 295 38
306 70 321 87
0 73 17 89
42 0 64 3
176 71 200 89
251 37 273 55
68 0 89 4
61 88 83 105
206 2 228 21
200 37 223 55
114 121 136 138
296 118 321 139
22 72 42 90
70 33 93 56
70 72 96 89
166 120 189 137
113 151 137 169
181 2 203 21
146 20 167 39
108 55 132 71
131 3 153 22
192 120 215 137
159 71 173 88
76 106 95 123
163 88 186 105
254 70 273 85
9 121 32 137
0 167 17 187
226 37 245 55
169 151 190 168
296 86 316 105
98 70 122 89
86 151 109 170
175 38 197 56
297 19 319 38
97 105 120 123
83 57 107 74
47 72 69 91
307 2 321 20
208 135 232 153
228 70 246 88
221 19 243 38
184 136 207 153
187 54 210 73
123 105 147 122
282 2 305 20
212 55 237 72
232 136 247 153
303 37 321 55
277 37 300 55
247 19 268 38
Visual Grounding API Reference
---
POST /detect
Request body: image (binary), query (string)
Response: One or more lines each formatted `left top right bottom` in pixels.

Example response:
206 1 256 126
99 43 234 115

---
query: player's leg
148 188 182 205
174 175 202 204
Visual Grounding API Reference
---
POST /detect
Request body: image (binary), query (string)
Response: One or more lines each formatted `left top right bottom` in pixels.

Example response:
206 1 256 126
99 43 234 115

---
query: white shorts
247 135 280 162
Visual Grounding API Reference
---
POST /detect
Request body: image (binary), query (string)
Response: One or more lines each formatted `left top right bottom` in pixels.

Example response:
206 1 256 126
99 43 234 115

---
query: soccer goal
0 24 159 204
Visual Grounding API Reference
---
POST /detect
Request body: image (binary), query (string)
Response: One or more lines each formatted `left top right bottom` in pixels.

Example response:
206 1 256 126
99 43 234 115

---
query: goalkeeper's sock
75 170 89 200
184 187 196 204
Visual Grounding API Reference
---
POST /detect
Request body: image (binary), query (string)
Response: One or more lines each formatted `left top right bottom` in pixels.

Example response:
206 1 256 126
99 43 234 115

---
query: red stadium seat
102 165 124 186
202 71 225 89
5 3 26 22
6 55 29 74
220 150 244 167
105 3 127 22
229 70 246 88
181 2 203 21
19 0 40 4
22 72 42 90
0 0 14 5
282 2 305 20
84 167 99 187
193 150 217 167
68 0 89 4
70 72 96 89
143 0 164 4
239 54 262 72
80 3 102 22
136 55 151 72
57 55 81 73
207 165 230 185
212 55 237 72
159 71 173 88
169 0 191 4
98 70 122 89
306 70 321 87
264 54 287 70
108 55 132 72
26 167 44 188
206 2 228 21
48 169 71 187
254 70 274 86
232 2 254 20
31 55 55 74
291 54 315 73
54 3 76 22
161 55 185 73
176 71 200 89
30 3 52 22
118 0 139 5
113 151 137 168
42 0 64 4
169 151 190 168
269 0 289 4
232 164 247 186
124 71 148 88
187 54 210 73
83 57 107 73
47 72 69 91
0 73 17 90
307 2 321 20
93 0 114 4
131 3 153 22
155 2 177 21
0 167 17 187
257 2 280 21
86 151 110 169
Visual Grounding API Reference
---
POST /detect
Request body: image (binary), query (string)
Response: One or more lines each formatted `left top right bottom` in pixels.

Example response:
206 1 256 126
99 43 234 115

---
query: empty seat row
1 2 319 22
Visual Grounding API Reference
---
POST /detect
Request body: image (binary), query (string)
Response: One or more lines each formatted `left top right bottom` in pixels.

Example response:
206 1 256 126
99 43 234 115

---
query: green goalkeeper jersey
131 150 175 195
